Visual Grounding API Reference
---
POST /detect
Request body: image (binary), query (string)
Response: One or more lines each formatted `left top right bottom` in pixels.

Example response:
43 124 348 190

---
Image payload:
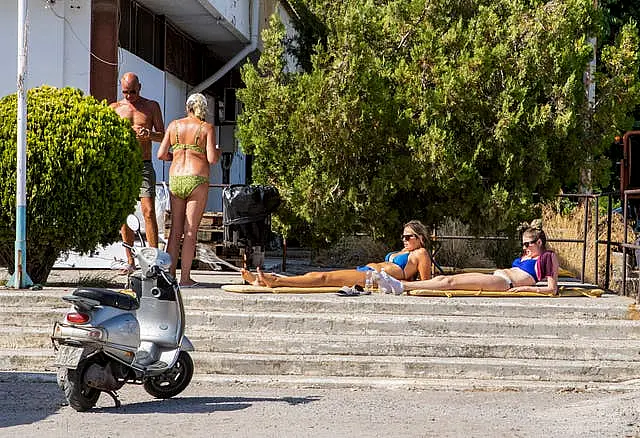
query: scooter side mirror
126 214 141 232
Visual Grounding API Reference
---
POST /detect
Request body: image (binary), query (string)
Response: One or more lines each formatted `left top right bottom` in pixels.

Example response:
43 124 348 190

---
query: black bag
222 185 280 248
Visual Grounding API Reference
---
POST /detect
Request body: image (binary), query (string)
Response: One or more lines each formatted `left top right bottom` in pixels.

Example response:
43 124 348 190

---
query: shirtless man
110 72 165 273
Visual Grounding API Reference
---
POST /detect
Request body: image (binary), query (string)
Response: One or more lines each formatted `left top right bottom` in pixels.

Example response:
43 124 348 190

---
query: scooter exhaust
85 362 121 391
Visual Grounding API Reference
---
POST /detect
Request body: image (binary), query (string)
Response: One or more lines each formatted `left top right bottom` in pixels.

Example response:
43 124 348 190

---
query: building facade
0 0 297 211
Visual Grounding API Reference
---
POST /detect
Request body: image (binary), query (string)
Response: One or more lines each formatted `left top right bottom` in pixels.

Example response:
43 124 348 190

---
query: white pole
8 0 33 288
580 1 598 195
588 0 597 108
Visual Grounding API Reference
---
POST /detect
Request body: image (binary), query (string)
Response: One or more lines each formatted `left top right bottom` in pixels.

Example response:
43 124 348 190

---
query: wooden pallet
164 211 224 243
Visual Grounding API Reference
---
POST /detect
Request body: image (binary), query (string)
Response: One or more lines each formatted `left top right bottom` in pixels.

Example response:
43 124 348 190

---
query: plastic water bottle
365 270 373 293
379 268 390 294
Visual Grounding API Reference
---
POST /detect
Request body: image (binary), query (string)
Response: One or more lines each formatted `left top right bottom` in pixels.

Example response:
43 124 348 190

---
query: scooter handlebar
158 268 175 286
147 265 174 283
145 264 160 278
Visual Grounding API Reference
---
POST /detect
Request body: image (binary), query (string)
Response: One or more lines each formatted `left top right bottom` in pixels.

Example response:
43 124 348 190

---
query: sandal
337 284 371 296
180 282 200 289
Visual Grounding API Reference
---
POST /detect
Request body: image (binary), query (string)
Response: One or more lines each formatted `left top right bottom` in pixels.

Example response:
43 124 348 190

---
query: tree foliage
0 86 141 283
238 0 640 245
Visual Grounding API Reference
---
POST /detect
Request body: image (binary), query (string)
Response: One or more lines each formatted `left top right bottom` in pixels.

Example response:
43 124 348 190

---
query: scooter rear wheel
60 361 100 411
143 351 194 399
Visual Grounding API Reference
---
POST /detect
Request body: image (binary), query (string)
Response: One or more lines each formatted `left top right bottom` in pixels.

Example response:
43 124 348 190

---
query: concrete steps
185 331 640 361
6 348 640 383
5 328 640 361
189 352 640 382
1 288 634 318
2 281 640 390
182 311 640 340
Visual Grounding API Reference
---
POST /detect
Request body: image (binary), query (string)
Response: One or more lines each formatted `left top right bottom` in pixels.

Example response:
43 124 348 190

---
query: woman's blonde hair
186 93 208 120
404 219 430 250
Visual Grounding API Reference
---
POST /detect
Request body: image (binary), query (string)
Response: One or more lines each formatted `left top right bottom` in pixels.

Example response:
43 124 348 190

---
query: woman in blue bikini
377 220 559 295
242 220 432 288
158 93 220 287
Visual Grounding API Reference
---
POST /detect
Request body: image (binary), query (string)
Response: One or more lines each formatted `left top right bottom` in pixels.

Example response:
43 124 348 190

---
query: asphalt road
2 375 640 438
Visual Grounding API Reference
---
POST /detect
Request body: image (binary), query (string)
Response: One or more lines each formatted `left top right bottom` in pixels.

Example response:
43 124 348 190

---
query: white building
0 0 298 212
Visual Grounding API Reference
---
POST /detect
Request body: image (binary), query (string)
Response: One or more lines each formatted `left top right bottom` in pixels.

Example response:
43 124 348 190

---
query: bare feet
256 267 278 288
378 270 404 295
241 268 262 286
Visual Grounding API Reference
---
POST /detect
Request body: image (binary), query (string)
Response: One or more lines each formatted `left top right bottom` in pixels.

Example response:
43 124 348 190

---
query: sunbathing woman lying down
242 220 432 288
376 220 559 296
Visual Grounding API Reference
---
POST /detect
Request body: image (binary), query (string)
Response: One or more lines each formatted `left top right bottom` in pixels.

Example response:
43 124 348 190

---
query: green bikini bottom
169 175 208 200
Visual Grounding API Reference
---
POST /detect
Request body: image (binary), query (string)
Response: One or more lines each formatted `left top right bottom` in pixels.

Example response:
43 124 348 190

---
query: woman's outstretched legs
256 267 366 288
404 272 510 292
378 271 510 294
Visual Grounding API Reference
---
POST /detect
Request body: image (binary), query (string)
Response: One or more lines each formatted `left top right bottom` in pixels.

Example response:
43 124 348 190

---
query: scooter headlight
138 247 172 272
139 247 158 265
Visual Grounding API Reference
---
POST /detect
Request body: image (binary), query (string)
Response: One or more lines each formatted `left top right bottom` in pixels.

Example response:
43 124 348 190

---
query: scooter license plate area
54 345 84 368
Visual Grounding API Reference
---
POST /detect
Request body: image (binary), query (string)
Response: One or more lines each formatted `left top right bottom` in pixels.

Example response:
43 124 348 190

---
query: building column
90 0 118 102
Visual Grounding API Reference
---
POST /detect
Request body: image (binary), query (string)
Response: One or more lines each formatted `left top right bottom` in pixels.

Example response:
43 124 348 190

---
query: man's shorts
140 160 156 198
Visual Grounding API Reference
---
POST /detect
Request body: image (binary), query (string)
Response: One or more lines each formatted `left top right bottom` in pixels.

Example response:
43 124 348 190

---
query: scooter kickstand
105 390 121 408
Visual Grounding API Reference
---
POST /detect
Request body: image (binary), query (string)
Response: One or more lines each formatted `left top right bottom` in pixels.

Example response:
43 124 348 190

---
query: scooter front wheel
143 351 194 399
59 361 101 411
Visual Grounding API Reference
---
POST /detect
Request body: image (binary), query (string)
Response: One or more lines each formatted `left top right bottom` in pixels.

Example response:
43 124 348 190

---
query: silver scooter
51 214 195 411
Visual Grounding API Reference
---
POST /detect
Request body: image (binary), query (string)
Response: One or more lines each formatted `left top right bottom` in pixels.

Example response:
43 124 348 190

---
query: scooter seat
72 288 140 311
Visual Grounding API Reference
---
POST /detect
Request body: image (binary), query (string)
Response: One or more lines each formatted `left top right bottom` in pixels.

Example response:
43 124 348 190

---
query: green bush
0 86 142 284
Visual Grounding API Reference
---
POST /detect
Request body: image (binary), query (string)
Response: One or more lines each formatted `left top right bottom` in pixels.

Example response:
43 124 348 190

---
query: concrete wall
0 0 90 98
206 0 251 41
275 2 298 72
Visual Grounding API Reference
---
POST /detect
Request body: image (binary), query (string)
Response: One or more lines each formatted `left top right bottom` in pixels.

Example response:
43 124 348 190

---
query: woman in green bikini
158 93 220 286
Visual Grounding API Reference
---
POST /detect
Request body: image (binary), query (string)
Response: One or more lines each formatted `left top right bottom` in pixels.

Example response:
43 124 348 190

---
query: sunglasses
402 234 417 241
522 239 538 248
122 89 137 95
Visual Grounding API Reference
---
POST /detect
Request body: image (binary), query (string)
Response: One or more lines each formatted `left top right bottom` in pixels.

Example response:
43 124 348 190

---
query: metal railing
620 188 640 302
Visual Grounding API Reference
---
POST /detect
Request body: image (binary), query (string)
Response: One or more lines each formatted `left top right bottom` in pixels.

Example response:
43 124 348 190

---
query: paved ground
1 375 640 438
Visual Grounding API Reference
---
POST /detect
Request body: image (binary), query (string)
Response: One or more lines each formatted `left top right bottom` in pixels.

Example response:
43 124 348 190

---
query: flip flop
337 285 370 296
180 282 200 289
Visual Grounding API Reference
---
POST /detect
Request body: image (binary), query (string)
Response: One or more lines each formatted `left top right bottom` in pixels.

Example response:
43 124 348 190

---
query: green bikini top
172 121 205 154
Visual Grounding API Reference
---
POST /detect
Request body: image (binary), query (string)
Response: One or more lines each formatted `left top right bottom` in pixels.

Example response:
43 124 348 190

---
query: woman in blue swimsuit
377 220 559 295
242 220 432 288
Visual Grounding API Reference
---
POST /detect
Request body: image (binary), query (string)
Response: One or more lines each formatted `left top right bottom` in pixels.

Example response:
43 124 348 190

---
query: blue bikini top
385 251 410 270
511 257 539 282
